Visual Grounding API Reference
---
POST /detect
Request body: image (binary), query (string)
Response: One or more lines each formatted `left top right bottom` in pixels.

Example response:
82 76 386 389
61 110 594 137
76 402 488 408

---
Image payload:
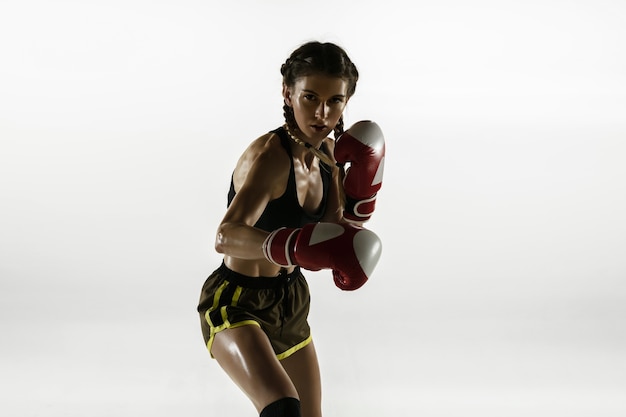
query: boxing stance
198 41 384 417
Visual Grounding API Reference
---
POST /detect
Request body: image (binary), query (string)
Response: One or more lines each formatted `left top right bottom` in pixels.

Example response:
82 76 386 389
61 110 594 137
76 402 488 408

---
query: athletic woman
198 41 384 417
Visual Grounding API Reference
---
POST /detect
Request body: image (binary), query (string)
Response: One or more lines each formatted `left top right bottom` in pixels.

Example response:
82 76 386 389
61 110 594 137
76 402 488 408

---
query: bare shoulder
232 132 290 196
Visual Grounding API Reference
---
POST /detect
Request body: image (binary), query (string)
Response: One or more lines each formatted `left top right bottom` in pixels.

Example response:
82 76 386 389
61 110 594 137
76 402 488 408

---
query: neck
283 124 336 168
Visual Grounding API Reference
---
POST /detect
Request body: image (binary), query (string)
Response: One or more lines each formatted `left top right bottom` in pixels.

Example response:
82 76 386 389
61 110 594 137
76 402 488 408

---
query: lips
311 124 327 133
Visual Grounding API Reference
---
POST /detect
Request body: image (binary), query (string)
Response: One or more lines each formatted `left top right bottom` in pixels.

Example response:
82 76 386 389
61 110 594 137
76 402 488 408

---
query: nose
315 102 329 119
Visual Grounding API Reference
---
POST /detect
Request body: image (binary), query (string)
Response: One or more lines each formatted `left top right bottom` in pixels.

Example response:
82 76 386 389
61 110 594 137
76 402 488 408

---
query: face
283 74 349 141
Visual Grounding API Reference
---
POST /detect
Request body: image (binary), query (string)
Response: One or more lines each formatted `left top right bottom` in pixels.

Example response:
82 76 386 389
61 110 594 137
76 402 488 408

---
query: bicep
214 150 288 258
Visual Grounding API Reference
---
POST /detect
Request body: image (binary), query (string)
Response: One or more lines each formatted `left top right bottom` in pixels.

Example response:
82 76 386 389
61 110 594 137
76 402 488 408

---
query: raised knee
260 397 301 417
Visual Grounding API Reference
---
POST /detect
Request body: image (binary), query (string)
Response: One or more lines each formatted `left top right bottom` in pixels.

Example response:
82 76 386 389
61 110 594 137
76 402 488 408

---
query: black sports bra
227 127 332 231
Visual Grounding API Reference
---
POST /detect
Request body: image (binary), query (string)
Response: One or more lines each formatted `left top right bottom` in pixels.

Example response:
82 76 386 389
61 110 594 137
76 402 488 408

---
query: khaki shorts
197 262 312 360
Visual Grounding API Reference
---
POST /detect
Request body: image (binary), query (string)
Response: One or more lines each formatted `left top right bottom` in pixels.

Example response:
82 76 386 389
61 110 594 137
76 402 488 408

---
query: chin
302 128 327 140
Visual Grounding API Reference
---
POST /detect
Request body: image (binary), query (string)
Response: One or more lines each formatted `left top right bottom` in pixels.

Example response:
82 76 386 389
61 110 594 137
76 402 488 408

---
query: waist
218 262 302 289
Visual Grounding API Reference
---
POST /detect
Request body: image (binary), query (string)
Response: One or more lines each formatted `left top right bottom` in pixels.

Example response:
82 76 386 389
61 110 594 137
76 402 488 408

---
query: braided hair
281 41 359 142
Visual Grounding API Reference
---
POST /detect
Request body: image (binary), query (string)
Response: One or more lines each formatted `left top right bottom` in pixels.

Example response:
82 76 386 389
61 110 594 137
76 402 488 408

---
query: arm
320 138 363 226
261 138 382 290
214 136 290 260
321 157 344 223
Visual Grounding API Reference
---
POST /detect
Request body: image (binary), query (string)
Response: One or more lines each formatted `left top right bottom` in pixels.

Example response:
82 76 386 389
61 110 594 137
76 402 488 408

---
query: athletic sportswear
227 126 332 231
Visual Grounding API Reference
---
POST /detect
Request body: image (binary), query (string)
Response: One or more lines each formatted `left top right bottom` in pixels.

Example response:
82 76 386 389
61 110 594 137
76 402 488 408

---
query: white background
1 1 625 416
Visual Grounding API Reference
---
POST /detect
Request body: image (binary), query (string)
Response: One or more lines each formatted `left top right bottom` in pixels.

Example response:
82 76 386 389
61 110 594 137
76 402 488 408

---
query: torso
225 127 334 277
228 127 331 231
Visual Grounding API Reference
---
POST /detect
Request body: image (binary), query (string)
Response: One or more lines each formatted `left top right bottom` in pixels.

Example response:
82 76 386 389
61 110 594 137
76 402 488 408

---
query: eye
304 94 317 101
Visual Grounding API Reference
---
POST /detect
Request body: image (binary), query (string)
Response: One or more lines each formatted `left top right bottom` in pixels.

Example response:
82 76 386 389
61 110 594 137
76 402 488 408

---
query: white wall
1 1 625 416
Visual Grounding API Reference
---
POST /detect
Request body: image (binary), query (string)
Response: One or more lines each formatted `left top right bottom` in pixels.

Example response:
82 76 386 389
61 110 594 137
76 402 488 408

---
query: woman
198 41 383 417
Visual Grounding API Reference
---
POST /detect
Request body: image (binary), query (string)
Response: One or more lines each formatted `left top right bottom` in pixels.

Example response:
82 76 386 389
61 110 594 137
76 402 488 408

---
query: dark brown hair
281 41 359 140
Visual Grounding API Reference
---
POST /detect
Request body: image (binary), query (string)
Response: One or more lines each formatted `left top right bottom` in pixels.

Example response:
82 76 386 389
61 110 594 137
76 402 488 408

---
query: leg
211 325 299 413
280 341 322 417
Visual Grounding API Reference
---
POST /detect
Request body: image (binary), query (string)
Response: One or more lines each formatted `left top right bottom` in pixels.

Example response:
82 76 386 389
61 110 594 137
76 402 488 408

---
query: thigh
280 341 322 417
211 325 299 413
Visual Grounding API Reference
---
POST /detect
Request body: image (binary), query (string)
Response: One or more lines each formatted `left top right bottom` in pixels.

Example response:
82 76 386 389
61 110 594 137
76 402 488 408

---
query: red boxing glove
334 120 385 222
262 222 382 291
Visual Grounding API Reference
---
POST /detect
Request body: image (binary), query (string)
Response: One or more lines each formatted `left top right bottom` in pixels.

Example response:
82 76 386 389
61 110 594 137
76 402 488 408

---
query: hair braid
282 103 297 133
333 115 348 207
333 116 344 140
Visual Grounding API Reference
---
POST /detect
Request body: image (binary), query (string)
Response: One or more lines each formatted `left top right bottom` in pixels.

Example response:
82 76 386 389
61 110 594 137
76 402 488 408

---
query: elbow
214 240 225 254
214 227 227 254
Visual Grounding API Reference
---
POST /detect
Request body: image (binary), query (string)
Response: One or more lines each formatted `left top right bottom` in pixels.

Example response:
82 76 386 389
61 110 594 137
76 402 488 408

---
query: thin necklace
283 124 336 167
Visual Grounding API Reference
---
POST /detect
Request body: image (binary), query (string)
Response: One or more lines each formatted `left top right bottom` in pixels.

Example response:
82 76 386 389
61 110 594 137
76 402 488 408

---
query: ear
282 83 293 106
